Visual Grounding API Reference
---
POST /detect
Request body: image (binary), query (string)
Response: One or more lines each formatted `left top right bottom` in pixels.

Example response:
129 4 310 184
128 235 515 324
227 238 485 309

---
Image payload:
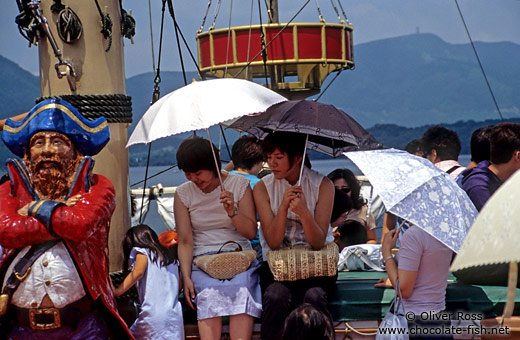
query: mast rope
210 0 223 30
93 0 113 52
245 0 255 79
118 0 136 42
257 0 270 86
51 1 83 44
15 0 43 46
166 0 188 86
315 69 343 102
453 0 503 121
234 0 311 79
336 0 351 25
329 0 343 24
314 0 325 23
148 0 156 76
130 164 178 187
224 0 234 77
36 94 132 123
198 0 213 34
263 0 273 23
137 0 169 223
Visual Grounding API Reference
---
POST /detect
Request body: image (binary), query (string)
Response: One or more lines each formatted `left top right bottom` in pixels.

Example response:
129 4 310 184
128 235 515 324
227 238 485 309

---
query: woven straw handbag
267 242 339 281
193 241 257 280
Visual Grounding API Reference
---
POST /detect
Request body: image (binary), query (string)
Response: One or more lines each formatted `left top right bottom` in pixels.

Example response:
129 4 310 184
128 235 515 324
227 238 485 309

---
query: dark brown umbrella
228 100 384 157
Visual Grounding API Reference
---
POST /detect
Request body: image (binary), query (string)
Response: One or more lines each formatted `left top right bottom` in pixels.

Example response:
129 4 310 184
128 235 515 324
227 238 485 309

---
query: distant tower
416 26 421 34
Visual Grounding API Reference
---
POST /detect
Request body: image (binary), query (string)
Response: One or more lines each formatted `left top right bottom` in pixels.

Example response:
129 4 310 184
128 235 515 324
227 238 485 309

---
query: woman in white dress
174 136 261 340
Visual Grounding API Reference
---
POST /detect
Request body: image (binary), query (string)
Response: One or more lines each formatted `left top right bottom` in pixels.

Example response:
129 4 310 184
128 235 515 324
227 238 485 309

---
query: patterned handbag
193 241 257 280
267 242 339 281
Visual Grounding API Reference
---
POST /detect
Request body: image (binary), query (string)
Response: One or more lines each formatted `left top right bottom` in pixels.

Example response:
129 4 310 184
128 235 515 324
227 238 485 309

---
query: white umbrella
127 78 286 187
127 78 287 146
451 170 520 322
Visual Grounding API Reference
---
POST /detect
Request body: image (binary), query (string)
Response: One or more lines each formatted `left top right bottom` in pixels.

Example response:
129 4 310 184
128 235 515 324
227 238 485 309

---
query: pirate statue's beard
25 153 81 200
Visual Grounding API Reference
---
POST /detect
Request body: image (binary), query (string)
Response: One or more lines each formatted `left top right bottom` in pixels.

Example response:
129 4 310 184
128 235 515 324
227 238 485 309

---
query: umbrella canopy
451 170 520 322
228 100 383 157
345 148 478 252
451 169 520 271
127 78 287 147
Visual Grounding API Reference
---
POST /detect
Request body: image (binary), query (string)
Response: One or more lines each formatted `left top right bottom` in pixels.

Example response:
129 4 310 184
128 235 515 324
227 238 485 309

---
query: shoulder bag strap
446 165 462 174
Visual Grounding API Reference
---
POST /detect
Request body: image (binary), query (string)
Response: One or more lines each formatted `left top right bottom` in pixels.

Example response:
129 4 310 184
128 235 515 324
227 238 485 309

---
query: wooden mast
37 0 130 271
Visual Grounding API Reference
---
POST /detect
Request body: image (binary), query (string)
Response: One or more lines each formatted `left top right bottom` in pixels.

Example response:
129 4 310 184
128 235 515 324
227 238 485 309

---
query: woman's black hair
231 135 264 170
122 224 177 276
327 168 365 210
261 131 309 168
176 136 221 177
282 303 334 340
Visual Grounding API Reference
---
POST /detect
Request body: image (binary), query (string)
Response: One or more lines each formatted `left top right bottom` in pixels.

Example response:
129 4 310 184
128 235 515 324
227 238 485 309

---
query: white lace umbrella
451 170 520 321
345 148 478 253
127 78 286 186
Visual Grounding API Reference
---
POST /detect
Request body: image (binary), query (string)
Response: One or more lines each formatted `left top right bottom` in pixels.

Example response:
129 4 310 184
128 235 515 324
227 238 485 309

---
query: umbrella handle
297 135 309 187
205 129 224 191
500 261 518 325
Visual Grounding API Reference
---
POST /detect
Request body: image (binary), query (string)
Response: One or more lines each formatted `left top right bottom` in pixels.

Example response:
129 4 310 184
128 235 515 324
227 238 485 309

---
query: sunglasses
340 187 351 194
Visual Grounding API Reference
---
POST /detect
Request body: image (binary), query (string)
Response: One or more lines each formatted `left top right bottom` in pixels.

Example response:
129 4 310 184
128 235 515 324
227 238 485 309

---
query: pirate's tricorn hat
2 98 110 157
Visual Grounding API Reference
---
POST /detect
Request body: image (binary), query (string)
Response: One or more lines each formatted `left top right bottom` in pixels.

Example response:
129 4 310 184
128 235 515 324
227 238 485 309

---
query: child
333 220 368 252
281 303 334 340
113 225 184 340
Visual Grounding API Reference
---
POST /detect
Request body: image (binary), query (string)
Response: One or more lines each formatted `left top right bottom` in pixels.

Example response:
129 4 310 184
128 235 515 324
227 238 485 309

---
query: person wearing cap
0 99 133 339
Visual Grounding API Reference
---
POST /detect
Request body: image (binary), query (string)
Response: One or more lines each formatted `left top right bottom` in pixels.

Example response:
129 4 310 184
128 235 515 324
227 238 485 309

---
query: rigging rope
93 0 113 52
198 0 213 34
257 0 270 86
36 94 132 123
454 0 503 121
234 0 311 78
245 0 255 79
167 0 188 86
130 164 178 187
224 0 234 77
210 0 223 30
336 0 351 25
329 0 342 23
148 0 156 77
139 0 169 223
118 0 136 42
15 0 43 46
315 69 343 102
51 1 83 44
314 0 325 23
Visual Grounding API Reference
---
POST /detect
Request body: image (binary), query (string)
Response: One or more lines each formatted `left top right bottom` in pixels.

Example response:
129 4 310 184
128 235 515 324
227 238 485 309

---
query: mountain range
1 33 519 166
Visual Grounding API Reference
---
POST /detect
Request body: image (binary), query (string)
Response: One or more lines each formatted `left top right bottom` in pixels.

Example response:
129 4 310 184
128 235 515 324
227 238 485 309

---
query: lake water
129 155 471 234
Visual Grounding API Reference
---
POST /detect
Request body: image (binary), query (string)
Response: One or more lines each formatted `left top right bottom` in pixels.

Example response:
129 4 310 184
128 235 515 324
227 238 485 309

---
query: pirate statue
0 99 133 339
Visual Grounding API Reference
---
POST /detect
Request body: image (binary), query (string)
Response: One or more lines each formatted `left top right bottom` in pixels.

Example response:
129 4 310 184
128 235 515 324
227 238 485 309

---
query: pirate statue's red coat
0 99 134 339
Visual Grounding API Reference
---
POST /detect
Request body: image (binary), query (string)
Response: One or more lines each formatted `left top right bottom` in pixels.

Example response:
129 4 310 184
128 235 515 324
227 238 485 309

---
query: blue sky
1 0 519 77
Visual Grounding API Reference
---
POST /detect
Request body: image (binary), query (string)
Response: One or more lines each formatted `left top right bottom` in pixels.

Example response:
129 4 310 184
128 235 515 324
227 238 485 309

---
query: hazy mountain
0 55 39 115
1 33 519 166
316 33 520 127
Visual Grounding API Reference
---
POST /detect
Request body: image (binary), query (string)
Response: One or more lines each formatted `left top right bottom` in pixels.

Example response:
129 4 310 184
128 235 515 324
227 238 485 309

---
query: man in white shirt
421 125 465 179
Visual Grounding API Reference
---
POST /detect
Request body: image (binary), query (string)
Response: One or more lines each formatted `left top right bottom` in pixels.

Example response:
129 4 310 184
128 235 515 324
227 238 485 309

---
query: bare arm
292 177 333 249
381 212 397 243
174 191 196 309
114 253 148 296
253 180 289 249
374 228 418 298
220 186 257 240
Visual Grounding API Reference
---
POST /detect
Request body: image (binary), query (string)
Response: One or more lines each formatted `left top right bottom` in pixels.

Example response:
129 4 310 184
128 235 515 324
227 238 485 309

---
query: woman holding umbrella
174 136 262 340
253 131 336 340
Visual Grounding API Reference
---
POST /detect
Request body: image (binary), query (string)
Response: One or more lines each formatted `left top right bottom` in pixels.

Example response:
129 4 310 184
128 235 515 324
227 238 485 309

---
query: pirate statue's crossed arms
0 99 134 340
